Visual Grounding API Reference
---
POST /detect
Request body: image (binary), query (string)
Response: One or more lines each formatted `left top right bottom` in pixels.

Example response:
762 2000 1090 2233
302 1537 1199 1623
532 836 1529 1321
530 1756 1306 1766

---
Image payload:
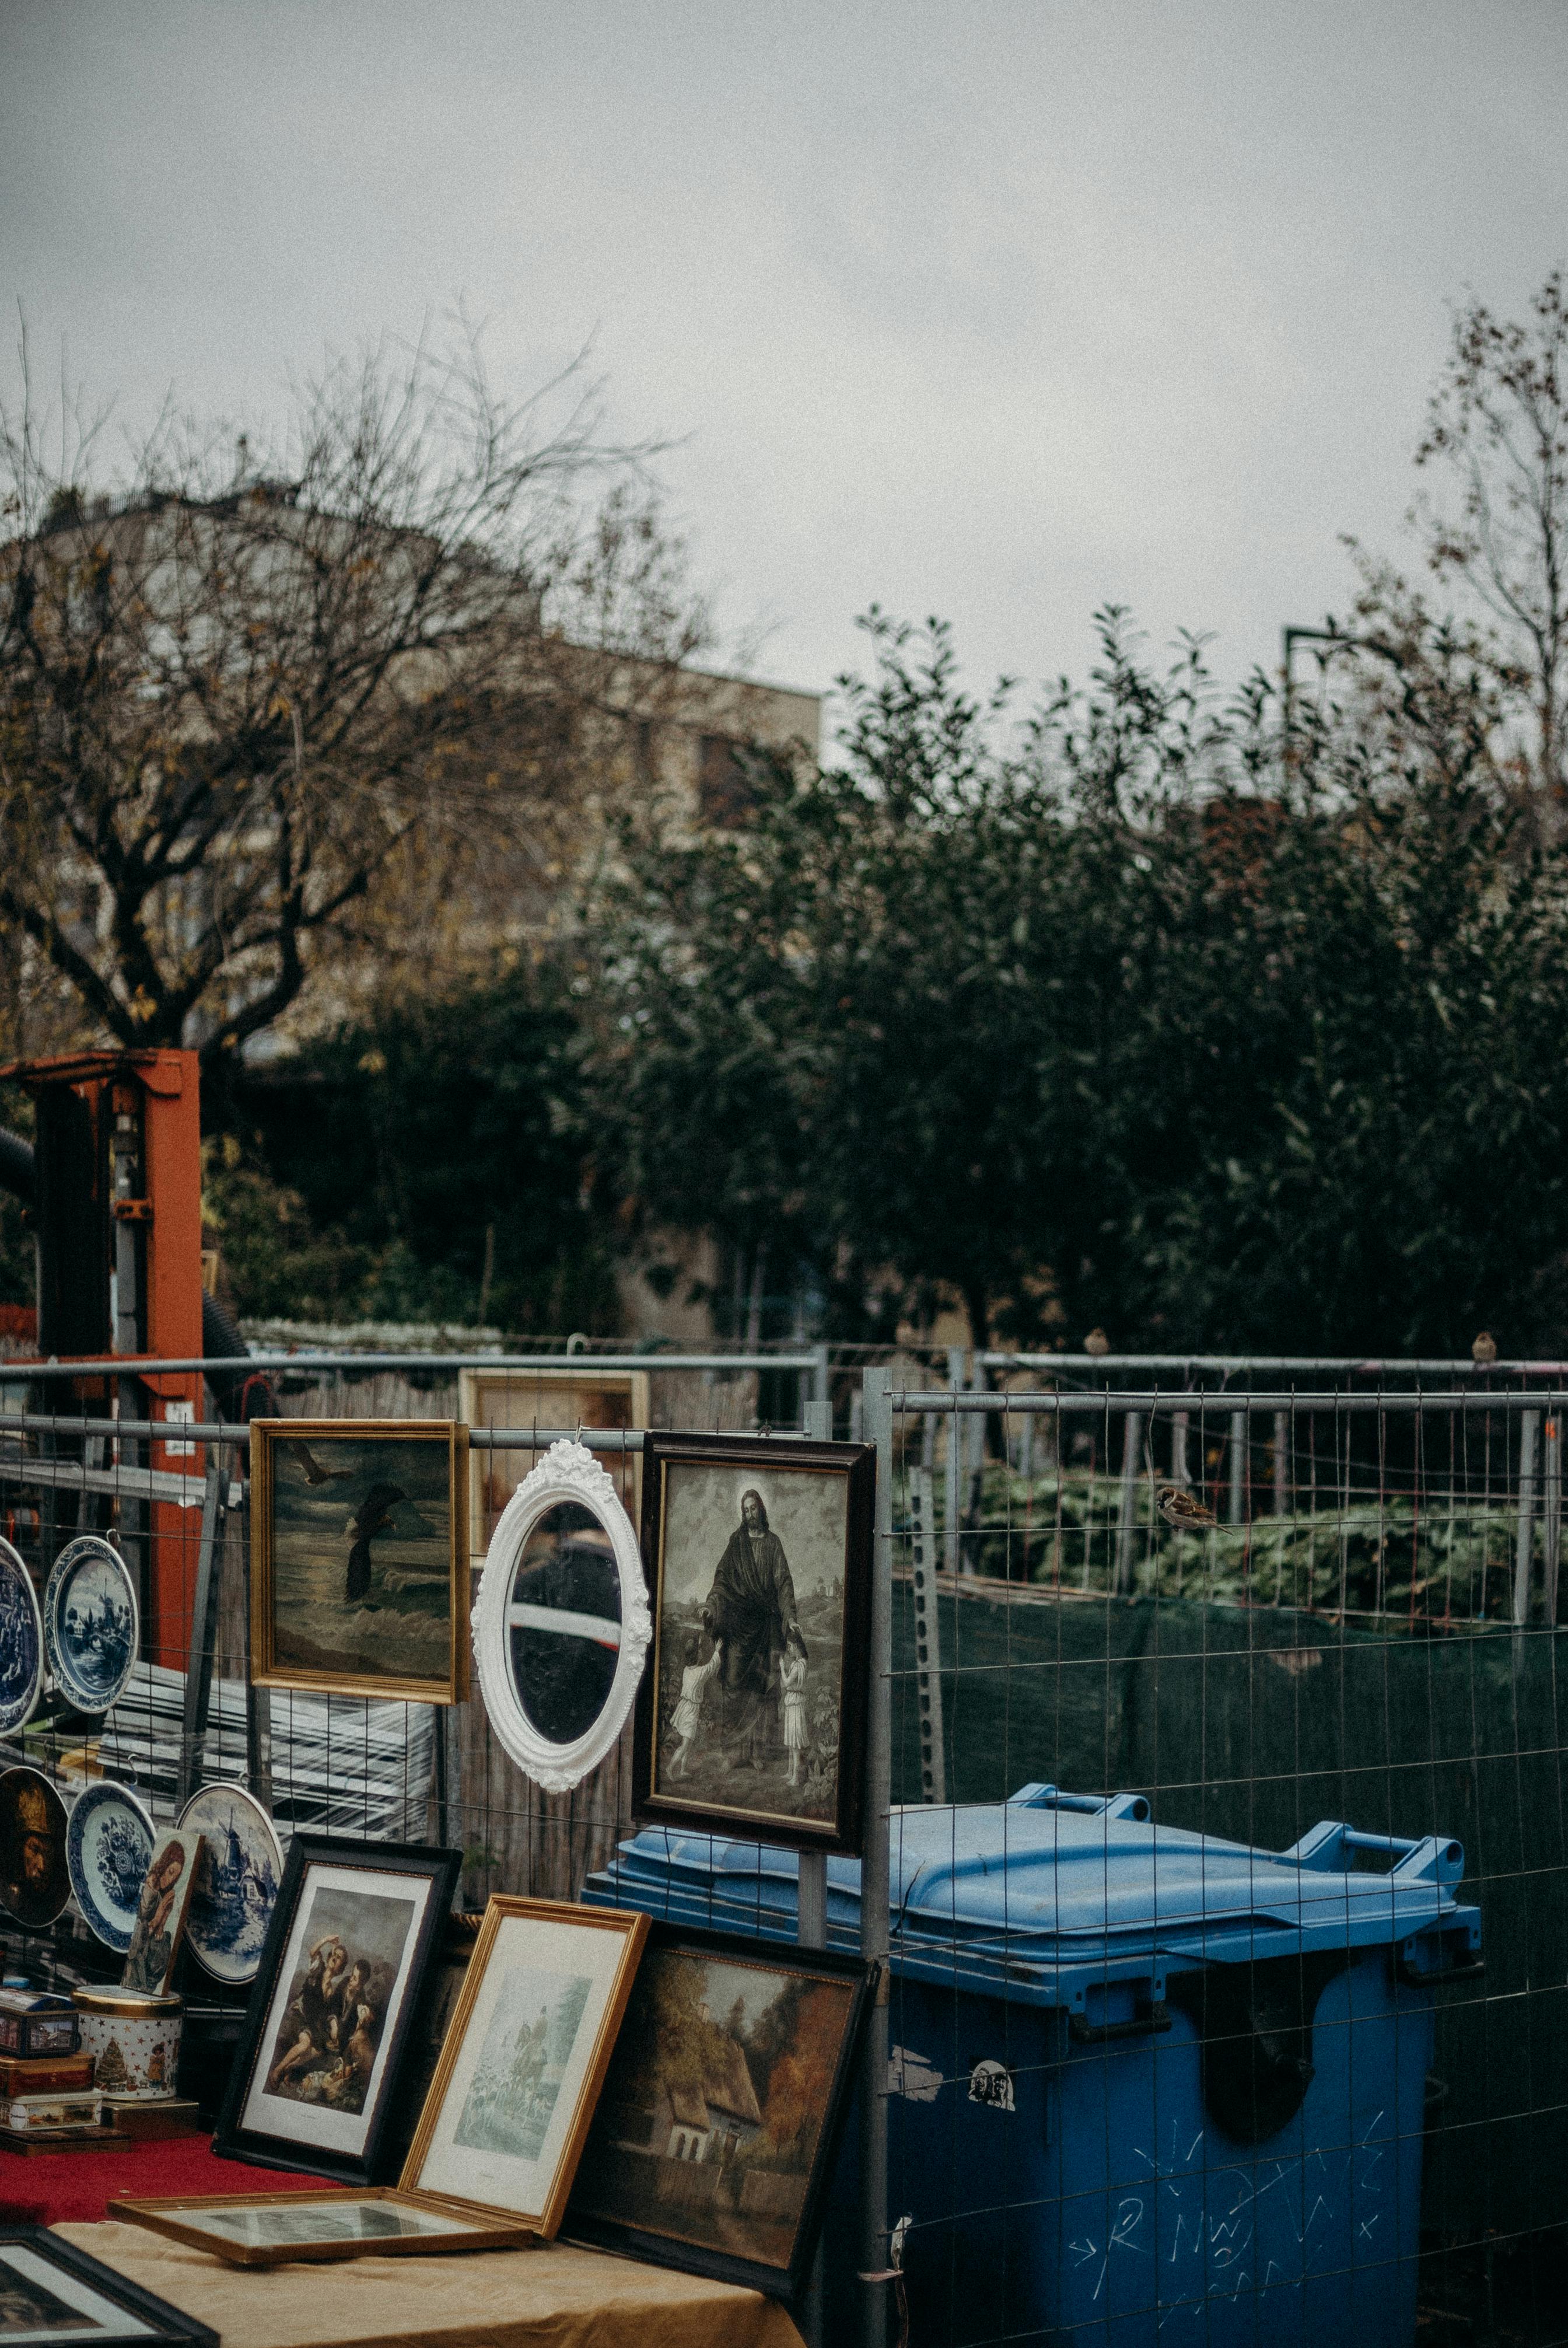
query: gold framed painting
249 1420 469 1704
402 1894 649 2238
459 1367 648 1558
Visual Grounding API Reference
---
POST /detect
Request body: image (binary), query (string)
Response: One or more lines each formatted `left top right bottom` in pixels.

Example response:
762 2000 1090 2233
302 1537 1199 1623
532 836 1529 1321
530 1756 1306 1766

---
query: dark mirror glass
508 1501 622 1745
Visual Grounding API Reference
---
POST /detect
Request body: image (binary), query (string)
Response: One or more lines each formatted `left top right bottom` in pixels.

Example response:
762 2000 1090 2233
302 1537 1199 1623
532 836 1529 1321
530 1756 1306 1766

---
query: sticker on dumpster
968 2059 1015 2111
888 2045 943 2103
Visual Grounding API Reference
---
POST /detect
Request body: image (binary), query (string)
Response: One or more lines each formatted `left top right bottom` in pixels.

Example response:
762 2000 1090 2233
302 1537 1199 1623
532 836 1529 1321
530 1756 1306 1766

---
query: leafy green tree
593 610 1235 1346
1130 736 1568 1352
224 956 617 1333
594 582 1568 1356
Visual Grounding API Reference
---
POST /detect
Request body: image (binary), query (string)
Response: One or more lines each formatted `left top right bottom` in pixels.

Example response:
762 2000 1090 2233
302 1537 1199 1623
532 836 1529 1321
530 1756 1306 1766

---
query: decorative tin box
0 1989 78 2060
73 1989 181 2102
4 2089 103 2132
0 2052 93 2095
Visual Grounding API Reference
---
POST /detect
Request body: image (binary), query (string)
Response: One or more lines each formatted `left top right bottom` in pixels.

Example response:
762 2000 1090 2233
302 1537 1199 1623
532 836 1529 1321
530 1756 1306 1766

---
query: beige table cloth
54 2220 804 2348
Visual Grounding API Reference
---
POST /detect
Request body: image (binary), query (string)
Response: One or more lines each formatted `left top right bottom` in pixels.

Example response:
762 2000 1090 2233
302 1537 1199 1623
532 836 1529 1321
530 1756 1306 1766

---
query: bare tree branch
1 322 712 1071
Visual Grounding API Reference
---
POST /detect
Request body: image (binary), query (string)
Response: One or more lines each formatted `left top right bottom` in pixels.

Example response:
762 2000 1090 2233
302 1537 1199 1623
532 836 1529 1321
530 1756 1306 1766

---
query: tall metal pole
1228 1410 1247 1526
797 1389 833 2348
178 1451 230 1807
945 1347 963 1578
1514 1410 1540 1628
908 1468 947 1802
1114 1410 1142 1595
859 1372 893 2348
800 1389 835 1935
1545 1416 1562 1627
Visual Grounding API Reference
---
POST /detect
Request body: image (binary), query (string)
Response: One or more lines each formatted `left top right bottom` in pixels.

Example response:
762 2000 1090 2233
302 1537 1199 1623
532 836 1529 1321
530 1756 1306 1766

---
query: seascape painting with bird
253 1423 462 1698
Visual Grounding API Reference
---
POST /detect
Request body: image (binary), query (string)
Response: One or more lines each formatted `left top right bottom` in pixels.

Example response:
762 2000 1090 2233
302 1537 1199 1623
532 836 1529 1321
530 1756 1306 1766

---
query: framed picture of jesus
633 1432 874 1856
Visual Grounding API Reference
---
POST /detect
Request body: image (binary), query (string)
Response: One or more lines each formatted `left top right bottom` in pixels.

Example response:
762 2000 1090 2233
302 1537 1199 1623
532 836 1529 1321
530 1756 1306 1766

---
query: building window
699 734 762 829
634 719 656 790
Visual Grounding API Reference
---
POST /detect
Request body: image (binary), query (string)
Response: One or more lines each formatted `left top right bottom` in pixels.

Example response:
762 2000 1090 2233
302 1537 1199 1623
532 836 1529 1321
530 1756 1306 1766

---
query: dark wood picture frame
214 1834 461 2187
0 2222 220 2344
564 1920 872 2309
634 1431 874 1856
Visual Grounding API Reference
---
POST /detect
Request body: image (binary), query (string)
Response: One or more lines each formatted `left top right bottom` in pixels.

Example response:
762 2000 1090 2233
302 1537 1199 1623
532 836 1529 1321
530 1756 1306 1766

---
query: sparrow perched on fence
1472 1331 1498 1365
1084 1327 1110 1357
1157 1484 1217 1531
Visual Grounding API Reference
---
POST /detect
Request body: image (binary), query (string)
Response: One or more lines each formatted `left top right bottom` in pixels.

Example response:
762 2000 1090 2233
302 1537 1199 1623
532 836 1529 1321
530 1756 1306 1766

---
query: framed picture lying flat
102 2188 528 2270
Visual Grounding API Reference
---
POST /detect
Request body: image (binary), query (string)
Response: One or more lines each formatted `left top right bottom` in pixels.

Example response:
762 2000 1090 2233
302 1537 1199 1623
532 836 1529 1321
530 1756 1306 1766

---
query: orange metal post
135 1050 206 1671
1 1047 208 1671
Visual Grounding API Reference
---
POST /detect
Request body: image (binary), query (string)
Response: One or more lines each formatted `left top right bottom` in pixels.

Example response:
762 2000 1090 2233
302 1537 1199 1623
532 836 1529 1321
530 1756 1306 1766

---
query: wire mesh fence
1 1357 1566 2344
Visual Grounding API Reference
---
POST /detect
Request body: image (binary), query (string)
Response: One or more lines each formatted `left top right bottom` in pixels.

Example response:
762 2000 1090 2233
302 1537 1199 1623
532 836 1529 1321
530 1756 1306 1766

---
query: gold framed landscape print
402 1895 649 2239
249 1420 468 1703
459 1366 648 1557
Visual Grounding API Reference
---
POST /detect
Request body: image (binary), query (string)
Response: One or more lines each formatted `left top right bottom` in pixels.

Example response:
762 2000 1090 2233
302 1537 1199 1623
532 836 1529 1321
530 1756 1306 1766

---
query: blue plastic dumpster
584 1786 1482 2348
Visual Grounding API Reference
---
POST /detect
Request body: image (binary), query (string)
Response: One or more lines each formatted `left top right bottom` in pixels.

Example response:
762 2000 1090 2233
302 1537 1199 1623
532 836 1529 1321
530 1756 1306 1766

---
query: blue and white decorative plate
43 1535 139 1714
0 1538 44 1738
66 1780 156 1952
177 1783 284 1985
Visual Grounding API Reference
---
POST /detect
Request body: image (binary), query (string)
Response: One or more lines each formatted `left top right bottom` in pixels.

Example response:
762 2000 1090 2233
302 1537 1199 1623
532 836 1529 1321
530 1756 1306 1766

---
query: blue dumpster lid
586 1784 1483 2009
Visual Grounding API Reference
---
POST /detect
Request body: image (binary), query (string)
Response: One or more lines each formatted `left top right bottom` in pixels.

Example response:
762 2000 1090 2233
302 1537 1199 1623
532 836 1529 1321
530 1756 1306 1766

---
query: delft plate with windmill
44 1535 139 1714
177 1782 285 1984
0 1536 45 1738
66 1779 156 1951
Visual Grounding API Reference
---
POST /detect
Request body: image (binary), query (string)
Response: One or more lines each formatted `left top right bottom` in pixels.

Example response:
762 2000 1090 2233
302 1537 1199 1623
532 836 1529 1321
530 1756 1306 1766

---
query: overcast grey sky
4 2 1567 719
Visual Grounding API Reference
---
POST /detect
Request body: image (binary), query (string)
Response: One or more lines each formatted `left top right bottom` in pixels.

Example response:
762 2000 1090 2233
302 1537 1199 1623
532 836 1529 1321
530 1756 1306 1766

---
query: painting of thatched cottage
638 2028 762 2165
572 1947 860 2269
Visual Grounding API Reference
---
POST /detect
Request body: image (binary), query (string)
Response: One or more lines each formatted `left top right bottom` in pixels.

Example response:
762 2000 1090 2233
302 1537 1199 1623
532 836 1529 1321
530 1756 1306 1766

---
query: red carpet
0 2131 300 2227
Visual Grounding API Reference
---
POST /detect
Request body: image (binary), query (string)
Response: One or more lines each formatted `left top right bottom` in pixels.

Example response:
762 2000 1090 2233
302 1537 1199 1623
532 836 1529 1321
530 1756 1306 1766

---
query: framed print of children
638 1436 874 1854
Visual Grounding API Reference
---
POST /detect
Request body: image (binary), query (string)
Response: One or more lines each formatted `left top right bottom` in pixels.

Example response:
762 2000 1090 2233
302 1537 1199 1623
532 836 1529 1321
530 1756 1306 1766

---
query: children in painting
779 1626 809 1786
670 1630 724 1777
267 1938 387 2109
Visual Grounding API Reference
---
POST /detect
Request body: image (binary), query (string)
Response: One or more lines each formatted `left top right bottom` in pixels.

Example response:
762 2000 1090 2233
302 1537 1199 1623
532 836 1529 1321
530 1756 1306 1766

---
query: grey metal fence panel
873 1376 1568 2344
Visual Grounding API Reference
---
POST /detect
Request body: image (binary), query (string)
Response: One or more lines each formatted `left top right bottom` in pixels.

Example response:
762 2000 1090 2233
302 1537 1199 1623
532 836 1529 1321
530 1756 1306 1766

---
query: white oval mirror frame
471 1438 651 1793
